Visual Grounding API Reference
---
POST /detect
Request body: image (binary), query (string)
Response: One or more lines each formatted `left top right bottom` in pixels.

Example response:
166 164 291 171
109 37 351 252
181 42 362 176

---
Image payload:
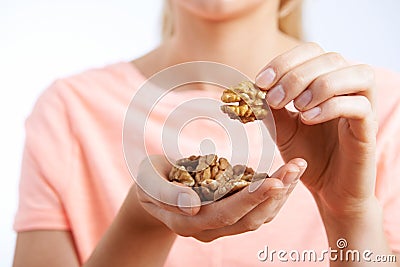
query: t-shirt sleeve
378 110 400 254
14 81 73 231
375 68 400 253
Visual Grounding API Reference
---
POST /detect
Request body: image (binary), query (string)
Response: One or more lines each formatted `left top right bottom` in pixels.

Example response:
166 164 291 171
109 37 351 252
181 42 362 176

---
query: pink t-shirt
14 62 400 266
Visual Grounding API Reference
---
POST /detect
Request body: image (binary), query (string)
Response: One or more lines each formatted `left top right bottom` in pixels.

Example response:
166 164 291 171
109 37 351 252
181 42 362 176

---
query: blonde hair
279 0 303 39
161 0 303 40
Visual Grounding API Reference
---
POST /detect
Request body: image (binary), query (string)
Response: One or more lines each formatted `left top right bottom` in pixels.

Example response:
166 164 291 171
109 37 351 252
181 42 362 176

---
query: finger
275 158 307 186
194 192 284 242
145 160 306 239
267 52 347 109
195 177 284 230
249 157 307 191
300 95 376 142
256 43 324 147
194 167 306 242
195 159 306 230
281 162 306 202
238 179 300 228
294 64 375 111
139 186 281 238
255 42 324 90
261 158 305 199
139 201 200 237
262 101 298 148
137 155 201 215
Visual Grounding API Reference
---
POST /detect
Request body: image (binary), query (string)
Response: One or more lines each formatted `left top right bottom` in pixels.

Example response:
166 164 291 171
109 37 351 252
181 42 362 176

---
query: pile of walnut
169 154 267 202
221 81 268 123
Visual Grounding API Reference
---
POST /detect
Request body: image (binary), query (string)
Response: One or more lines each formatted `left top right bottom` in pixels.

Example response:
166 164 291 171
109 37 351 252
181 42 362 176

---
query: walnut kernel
169 155 269 202
221 81 268 123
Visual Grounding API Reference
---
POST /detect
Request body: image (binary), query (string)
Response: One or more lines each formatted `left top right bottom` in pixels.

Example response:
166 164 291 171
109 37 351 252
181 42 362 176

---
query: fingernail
302 107 321 120
266 84 285 107
256 68 276 89
282 170 300 186
297 160 307 168
178 193 193 214
295 90 312 110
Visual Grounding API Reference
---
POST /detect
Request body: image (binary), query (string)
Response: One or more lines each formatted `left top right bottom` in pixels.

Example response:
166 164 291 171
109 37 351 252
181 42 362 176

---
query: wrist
313 192 380 223
314 196 395 267
313 194 385 243
125 185 175 235
84 185 177 267
319 197 382 231
315 194 387 247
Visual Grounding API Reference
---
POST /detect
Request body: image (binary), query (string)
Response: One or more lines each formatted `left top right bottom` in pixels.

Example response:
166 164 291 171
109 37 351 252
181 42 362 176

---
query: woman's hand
135 155 306 242
256 42 377 218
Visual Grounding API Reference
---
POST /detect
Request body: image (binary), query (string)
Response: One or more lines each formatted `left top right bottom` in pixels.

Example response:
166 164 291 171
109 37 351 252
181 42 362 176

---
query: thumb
263 106 298 147
248 158 307 193
137 155 201 215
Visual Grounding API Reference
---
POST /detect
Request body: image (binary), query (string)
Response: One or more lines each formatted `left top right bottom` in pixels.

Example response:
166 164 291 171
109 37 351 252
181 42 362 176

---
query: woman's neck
134 0 300 79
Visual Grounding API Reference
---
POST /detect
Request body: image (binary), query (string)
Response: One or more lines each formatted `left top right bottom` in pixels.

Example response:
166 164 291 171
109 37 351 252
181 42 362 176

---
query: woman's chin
173 0 267 22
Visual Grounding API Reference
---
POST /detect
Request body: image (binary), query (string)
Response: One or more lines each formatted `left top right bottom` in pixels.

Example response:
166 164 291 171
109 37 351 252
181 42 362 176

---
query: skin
13 0 400 266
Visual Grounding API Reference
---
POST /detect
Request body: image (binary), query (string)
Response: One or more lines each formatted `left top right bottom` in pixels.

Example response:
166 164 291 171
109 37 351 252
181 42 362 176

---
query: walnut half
221 81 268 123
168 154 269 202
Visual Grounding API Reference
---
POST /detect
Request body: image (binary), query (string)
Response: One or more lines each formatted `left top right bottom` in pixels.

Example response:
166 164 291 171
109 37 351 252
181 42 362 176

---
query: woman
13 0 400 266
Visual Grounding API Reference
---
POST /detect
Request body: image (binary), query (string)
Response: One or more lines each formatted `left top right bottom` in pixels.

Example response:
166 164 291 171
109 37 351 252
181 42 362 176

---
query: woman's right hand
135 155 307 242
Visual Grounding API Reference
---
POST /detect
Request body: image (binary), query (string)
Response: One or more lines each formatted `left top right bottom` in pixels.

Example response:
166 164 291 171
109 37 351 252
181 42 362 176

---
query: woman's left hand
256 42 378 218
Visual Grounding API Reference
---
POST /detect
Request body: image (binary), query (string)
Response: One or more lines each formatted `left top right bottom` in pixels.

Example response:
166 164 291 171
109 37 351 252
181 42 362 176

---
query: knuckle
314 75 332 93
359 95 372 111
326 100 340 117
325 52 346 66
329 97 341 111
212 212 237 228
168 221 183 234
175 230 193 238
245 190 267 206
171 224 195 237
169 218 198 237
359 95 370 103
271 54 291 74
242 218 264 232
195 234 217 243
136 190 147 202
136 189 155 205
245 198 262 208
305 42 324 53
285 69 306 87
220 215 237 227
357 64 375 85
264 216 274 224
252 194 265 205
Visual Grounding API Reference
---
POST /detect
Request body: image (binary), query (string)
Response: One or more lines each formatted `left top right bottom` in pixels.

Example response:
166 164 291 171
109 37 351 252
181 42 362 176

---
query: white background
1 0 400 265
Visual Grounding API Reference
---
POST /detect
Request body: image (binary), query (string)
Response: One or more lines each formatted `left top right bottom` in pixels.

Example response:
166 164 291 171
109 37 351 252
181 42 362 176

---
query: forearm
84 186 176 267
316 196 398 266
